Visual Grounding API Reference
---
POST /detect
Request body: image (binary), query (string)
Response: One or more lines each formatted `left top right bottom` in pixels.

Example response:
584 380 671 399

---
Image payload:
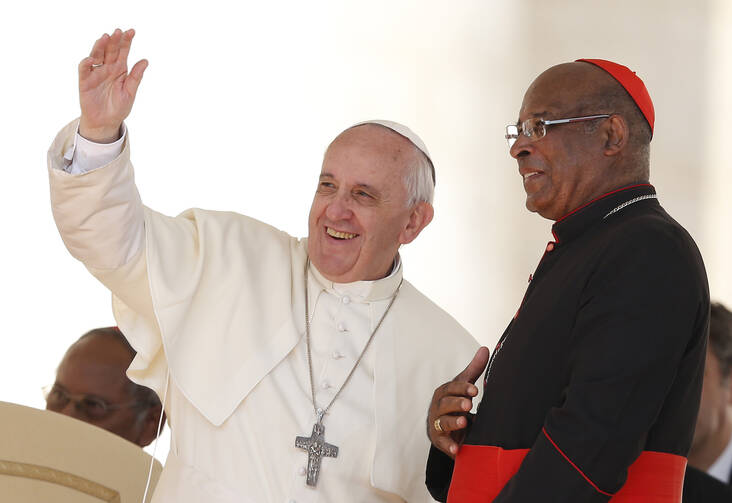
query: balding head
47 327 163 447
510 61 652 220
530 62 651 174
307 123 434 283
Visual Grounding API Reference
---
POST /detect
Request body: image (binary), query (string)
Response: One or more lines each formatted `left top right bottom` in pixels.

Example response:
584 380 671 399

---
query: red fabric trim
554 184 654 224
575 59 655 135
447 444 687 502
542 427 613 496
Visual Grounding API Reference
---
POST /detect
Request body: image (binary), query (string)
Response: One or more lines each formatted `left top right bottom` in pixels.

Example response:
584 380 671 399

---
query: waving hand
78 28 148 143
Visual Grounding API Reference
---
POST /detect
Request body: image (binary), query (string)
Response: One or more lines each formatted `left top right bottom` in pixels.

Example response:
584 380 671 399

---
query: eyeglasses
43 384 150 421
505 114 611 148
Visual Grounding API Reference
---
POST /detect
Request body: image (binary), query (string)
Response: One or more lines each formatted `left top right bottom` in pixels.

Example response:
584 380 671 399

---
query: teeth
326 227 358 240
523 172 539 181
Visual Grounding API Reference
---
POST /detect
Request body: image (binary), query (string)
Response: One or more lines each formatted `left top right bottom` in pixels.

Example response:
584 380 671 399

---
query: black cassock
427 184 709 502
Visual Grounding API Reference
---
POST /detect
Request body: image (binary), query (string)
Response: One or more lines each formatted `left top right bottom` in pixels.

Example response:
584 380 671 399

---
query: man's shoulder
145 207 302 252
175 208 294 239
603 204 705 269
611 204 698 249
397 279 476 344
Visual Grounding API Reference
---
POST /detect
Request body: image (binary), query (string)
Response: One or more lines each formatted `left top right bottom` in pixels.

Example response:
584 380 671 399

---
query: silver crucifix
295 416 339 487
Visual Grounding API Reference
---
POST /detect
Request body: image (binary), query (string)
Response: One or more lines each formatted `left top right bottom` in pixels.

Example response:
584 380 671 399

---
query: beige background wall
1 0 729 459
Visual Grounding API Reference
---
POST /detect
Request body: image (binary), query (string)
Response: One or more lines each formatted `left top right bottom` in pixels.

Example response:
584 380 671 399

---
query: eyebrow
319 174 381 195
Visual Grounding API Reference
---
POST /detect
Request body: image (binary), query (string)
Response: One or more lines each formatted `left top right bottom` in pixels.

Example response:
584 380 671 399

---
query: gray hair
404 148 435 206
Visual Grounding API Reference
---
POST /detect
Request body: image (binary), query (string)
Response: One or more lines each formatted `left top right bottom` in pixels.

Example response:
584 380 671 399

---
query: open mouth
523 172 542 181
326 227 359 240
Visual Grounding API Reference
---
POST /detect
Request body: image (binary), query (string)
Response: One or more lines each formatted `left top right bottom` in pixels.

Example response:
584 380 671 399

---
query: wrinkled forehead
324 124 417 172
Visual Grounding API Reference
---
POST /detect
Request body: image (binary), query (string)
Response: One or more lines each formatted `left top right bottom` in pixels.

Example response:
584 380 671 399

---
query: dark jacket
427 185 710 502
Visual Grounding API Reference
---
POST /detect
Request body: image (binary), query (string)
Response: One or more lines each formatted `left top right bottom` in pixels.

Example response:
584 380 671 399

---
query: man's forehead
519 62 605 116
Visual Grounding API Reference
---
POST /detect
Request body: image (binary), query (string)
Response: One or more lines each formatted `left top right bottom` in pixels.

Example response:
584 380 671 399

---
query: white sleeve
62 124 127 175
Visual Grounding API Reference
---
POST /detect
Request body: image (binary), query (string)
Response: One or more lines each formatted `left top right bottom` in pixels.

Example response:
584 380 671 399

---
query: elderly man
426 60 709 502
46 326 163 447
48 29 477 502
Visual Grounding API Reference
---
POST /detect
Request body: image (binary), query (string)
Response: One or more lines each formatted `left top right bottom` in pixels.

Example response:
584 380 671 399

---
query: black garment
426 185 709 502
682 466 732 502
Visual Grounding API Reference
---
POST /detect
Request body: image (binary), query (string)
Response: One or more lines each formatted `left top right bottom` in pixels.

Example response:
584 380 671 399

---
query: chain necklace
603 194 657 219
295 259 403 487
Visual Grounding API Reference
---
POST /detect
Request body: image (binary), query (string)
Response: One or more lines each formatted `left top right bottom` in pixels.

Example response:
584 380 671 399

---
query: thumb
454 346 490 384
124 59 148 97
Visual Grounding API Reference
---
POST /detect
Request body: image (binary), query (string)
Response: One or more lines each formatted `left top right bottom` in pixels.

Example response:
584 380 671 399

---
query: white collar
308 256 403 304
708 432 732 483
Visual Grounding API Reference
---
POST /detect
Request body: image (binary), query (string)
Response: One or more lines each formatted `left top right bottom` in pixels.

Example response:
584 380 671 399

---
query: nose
509 133 532 160
324 192 353 221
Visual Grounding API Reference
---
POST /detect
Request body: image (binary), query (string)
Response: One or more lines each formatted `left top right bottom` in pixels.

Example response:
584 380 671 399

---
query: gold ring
434 418 443 432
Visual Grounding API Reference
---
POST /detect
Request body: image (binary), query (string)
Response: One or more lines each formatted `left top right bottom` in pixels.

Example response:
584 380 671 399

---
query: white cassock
48 119 479 503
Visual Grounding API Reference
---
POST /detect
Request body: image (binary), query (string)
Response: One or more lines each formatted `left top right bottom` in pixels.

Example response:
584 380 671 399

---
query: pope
48 28 478 502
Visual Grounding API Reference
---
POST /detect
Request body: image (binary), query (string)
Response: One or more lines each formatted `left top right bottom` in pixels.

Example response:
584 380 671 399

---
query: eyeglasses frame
43 383 152 420
505 114 612 147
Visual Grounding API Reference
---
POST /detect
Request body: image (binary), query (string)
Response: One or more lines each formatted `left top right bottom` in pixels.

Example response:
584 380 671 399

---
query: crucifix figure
295 416 339 487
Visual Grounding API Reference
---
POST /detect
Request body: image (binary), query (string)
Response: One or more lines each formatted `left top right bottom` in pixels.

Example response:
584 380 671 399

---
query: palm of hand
78 29 147 141
80 59 133 130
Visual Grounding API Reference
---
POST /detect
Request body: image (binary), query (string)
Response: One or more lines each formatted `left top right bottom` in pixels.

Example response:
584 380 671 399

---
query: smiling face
511 63 621 221
307 124 433 283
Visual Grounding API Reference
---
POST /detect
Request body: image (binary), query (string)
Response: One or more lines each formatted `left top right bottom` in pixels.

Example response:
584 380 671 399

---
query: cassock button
298 466 306 476
337 322 346 332
546 242 555 252
342 295 351 304
332 350 343 359
321 380 331 389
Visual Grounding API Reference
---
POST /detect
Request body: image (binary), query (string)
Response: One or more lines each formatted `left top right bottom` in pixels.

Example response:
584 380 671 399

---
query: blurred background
1 0 730 460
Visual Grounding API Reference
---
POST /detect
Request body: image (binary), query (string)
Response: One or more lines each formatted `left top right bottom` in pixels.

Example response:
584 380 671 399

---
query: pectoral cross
295 415 339 487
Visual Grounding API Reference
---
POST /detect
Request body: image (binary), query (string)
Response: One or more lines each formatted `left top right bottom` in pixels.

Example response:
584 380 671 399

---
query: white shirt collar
308 255 403 303
708 432 732 483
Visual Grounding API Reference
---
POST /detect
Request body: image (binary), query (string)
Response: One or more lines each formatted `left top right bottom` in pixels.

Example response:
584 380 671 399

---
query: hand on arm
78 28 148 143
427 347 490 459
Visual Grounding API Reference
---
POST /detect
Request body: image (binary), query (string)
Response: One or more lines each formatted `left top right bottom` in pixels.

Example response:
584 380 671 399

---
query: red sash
447 445 686 502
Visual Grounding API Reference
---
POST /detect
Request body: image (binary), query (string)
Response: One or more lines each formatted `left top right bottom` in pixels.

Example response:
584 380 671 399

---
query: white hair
404 149 434 206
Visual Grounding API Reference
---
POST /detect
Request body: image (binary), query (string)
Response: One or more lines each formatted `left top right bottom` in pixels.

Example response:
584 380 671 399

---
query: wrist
78 122 122 144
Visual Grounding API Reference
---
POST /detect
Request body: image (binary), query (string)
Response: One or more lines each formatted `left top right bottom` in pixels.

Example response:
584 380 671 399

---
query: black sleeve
426 445 455 502
493 226 708 502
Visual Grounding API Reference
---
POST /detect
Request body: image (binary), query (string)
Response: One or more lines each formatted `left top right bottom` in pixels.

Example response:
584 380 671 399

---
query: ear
137 405 165 447
602 114 629 156
399 202 434 245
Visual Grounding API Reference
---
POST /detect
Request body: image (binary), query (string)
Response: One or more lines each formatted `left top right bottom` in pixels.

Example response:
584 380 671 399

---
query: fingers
125 59 149 97
434 394 473 418
430 414 469 458
454 346 490 384
435 414 470 433
117 29 135 67
89 33 108 66
104 28 123 65
79 34 108 80
433 435 460 457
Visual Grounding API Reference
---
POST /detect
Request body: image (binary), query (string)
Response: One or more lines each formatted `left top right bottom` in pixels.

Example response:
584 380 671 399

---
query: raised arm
78 28 148 143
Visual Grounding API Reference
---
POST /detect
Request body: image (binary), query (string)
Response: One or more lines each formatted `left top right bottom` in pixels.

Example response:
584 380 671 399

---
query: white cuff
63 124 127 175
